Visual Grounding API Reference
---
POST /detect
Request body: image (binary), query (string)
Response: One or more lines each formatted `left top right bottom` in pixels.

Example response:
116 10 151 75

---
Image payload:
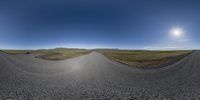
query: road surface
0 51 200 100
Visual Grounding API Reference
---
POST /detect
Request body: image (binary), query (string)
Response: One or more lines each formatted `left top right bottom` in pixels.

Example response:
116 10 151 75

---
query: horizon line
0 47 197 51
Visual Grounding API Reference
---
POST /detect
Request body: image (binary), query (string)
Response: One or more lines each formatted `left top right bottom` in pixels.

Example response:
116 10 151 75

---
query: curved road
0 51 200 100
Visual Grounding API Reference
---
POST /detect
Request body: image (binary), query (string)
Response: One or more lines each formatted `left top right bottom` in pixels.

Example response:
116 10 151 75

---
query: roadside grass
100 50 192 69
1 50 32 55
34 48 90 60
1 48 90 60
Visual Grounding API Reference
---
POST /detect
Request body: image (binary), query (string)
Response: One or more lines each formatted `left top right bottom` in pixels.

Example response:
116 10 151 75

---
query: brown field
2 48 90 60
101 50 192 68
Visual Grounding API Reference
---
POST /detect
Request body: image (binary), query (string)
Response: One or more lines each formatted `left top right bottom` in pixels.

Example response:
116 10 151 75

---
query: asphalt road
0 51 200 100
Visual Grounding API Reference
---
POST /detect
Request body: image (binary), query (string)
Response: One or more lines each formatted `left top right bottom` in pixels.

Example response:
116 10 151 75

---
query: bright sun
170 27 184 38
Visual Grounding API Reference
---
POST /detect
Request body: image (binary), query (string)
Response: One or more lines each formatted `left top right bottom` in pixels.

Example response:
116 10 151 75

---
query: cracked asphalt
0 51 200 100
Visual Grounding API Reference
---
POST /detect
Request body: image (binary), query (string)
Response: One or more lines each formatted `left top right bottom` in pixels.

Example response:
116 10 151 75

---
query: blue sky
0 0 200 50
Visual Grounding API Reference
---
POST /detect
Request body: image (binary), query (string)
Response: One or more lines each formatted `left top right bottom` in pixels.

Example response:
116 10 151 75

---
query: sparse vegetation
100 50 192 68
34 48 90 60
1 48 90 60
1 50 32 55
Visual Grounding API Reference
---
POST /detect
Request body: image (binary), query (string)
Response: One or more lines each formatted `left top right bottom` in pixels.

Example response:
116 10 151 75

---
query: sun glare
170 27 184 38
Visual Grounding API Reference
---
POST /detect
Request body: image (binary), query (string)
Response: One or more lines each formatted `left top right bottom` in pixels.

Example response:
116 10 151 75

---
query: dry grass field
2 48 90 60
101 50 192 68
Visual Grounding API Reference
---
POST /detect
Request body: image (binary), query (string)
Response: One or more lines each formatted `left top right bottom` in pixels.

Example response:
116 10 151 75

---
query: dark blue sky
0 0 200 49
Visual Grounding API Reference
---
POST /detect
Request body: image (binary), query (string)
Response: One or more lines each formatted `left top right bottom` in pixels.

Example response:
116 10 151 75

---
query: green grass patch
1 50 32 55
